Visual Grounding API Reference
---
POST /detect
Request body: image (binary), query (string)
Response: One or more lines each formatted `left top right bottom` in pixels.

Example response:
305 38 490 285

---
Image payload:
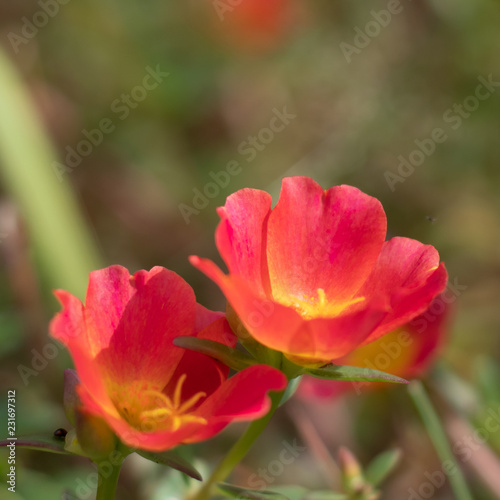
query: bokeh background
0 1 500 499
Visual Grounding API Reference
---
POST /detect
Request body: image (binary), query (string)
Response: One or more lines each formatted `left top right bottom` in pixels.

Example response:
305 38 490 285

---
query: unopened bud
63 369 80 426
74 408 116 459
338 447 365 492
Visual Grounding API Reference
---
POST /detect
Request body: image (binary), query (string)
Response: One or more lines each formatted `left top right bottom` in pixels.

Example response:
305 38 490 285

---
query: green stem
193 390 284 500
408 381 474 500
95 456 124 500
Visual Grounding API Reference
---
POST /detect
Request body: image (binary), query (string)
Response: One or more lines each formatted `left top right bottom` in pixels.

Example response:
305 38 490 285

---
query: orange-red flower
50 265 286 452
210 0 297 51
190 177 448 365
299 295 452 399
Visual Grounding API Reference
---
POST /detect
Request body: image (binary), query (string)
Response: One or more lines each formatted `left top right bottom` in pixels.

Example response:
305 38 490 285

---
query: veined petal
194 303 225 337
86 266 197 387
286 304 389 361
50 290 119 418
267 178 387 304
84 265 136 356
299 294 452 399
188 364 287 442
50 290 87 347
215 188 273 297
358 237 448 344
404 293 452 376
190 255 303 349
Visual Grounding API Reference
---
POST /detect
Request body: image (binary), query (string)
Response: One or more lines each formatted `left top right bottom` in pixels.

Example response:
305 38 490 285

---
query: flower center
284 288 365 319
110 374 207 433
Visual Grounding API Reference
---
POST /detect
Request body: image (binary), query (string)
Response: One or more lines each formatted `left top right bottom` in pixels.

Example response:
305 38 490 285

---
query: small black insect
426 216 438 223
54 428 68 439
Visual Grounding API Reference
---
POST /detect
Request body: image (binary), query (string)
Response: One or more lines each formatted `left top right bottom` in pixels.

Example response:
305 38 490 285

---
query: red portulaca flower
190 177 448 365
50 266 286 452
211 0 296 51
299 295 451 399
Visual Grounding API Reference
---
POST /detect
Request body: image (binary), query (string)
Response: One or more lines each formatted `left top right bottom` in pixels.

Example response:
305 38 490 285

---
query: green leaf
217 482 289 500
304 364 408 384
364 449 401 487
173 337 257 371
431 364 479 415
409 380 474 500
269 485 307 500
271 486 348 500
279 376 302 407
306 492 349 500
0 434 72 455
475 356 500 406
0 47 102 299
0 312 24 357
137 449 203 481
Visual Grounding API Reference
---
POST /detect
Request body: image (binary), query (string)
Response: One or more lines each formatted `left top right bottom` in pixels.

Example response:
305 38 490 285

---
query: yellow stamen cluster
284 288 365 319
110 374 207 433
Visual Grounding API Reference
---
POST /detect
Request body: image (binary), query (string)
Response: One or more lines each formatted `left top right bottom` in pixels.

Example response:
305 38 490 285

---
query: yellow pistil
283 288 365 319
110 375 207 433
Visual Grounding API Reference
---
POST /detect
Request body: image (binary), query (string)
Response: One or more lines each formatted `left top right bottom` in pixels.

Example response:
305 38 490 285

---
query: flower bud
74 408 117 459
63 369 80 426
338 447 365 492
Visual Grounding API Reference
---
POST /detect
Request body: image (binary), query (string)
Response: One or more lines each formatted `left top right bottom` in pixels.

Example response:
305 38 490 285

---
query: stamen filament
111 376 208 433
173 373 187 408
179 391 207 413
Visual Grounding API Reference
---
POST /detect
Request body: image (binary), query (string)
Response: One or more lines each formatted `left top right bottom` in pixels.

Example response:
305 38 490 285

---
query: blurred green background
0 1 500 499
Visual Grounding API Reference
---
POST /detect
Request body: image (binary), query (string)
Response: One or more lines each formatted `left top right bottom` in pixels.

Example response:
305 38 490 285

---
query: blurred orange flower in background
209 0 301 51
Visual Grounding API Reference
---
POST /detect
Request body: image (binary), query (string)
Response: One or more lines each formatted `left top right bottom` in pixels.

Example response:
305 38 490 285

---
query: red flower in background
210 0 298 51
191 176 448 365
299 295 452 399
50 266 286 452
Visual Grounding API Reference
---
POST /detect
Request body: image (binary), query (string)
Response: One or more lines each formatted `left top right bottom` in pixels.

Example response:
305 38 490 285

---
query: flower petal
189 255 303 349
86 266 197 386
299 293 452 399
165 316 235 404
404 293 452 376
287 306 389 361
188 364 287 442
50 290 119 418
50 290 87 346
77 363 286 452
215 188 273 296
84 265 136 356
267 178 387 303
77 385 205 452
194 303 225 336
358 237 448 344
189 256 388 360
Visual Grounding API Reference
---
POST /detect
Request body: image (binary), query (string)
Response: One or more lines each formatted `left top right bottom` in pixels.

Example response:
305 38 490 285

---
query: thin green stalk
95 457 124 500
193 390 284 500
408 381 474 500
0 48 102 298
